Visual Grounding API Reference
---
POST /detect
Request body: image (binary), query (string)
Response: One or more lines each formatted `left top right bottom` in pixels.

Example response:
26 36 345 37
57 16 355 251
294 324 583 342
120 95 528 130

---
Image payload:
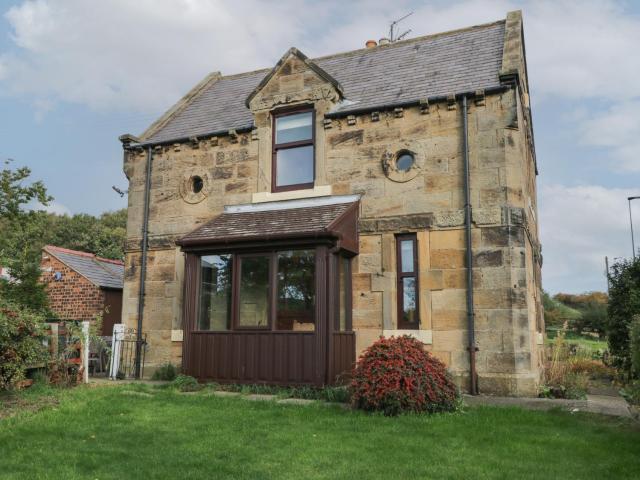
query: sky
1 0 639 294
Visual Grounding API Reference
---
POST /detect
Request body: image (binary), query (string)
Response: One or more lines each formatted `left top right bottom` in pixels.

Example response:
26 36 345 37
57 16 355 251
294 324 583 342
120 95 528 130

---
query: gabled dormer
247 48 343 196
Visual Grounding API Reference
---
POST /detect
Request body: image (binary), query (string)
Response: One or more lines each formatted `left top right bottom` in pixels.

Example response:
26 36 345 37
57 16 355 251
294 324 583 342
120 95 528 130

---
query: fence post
82 321 90 384
110 324 125 380
50 323 59 358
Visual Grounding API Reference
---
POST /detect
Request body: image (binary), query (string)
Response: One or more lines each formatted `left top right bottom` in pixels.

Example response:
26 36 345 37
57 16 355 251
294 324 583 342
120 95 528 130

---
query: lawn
546 328 608 354
1 385 639 479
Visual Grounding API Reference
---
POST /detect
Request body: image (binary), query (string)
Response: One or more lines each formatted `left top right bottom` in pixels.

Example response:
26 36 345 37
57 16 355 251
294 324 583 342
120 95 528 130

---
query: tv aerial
389 11 413 42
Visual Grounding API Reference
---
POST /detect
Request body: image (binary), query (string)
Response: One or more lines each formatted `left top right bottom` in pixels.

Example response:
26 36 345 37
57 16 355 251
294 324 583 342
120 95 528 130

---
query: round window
192 176 204 194
396 151 415 172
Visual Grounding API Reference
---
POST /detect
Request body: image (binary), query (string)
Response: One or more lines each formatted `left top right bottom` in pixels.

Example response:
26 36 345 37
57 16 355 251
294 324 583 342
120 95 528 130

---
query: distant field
546 329 608 353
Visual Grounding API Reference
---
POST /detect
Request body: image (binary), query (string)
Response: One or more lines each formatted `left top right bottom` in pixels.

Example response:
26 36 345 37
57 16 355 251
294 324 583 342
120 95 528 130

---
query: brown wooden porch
177 197 359 386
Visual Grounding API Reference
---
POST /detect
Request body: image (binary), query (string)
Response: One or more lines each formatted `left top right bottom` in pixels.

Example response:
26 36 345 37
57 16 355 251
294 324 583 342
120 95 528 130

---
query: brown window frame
334 255 353 332
194 248 318 333
396 233 419 330
271 106 315 193
232 252 274 331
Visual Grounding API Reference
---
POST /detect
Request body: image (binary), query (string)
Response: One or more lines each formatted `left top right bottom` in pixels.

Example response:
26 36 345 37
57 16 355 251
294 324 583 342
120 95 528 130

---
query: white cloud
1 0 311 112
29 200 71 215
579 100 640 172
522 1 640 101
2 0 639 114
539 183 637 293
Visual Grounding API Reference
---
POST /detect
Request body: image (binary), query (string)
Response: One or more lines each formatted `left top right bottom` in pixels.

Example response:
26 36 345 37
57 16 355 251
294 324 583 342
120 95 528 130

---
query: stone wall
122 32 543 395
41 253 105 321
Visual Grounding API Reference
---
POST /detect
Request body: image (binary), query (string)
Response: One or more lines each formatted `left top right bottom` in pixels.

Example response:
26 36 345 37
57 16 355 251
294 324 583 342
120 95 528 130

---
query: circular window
396 151 415 172
192 176 204 194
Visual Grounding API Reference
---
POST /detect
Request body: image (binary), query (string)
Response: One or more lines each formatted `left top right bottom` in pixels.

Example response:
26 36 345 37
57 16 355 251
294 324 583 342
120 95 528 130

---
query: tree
606 257 640 372
0 160 52 310
0 159 127 312
43 209 126 260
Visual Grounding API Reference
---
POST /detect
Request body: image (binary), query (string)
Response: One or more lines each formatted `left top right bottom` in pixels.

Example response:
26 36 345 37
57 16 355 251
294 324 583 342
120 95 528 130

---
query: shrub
350 336 458 416
0 300 47 391
171 374 201 392
542 329 590 399
630 316 640 376
152 363 178 381
621 380 640 406
606 257 640 371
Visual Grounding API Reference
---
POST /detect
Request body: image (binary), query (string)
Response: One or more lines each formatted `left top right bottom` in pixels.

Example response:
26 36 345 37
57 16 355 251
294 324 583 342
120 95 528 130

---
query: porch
176 195 360 386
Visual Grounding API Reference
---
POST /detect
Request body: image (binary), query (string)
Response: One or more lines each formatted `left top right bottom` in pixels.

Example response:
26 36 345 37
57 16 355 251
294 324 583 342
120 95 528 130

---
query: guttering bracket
419 98 429 114
447 94 457 110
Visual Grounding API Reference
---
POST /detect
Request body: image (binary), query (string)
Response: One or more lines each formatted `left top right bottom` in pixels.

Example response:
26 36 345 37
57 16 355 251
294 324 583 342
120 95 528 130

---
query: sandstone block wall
122 45 543 395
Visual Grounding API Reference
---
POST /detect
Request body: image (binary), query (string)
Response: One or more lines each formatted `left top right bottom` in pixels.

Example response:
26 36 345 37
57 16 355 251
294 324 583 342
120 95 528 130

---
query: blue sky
1 0 639 294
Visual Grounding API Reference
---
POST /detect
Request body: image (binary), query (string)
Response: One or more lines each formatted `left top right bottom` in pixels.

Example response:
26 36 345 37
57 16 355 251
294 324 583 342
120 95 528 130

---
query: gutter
325 85 509 119
134 145 153 379
126 86 511 150
462 95 479 395
132 126 254 149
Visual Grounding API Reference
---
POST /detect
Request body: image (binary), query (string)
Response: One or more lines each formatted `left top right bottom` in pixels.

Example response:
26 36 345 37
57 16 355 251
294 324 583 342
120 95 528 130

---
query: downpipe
462 95 479 395
135 146 153 379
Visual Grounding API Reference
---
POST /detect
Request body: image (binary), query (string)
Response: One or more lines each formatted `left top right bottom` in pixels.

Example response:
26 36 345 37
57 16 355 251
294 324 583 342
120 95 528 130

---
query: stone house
40 245 124 336
120 10 543 395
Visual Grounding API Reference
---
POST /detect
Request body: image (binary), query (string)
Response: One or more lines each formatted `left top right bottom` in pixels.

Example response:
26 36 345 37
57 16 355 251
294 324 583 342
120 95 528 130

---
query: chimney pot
365 40 377 49
378 37 390 45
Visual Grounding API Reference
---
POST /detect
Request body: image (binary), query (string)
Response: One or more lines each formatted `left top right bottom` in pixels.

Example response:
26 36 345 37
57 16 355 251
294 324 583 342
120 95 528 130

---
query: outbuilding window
272 109 315 192
396 234 419 329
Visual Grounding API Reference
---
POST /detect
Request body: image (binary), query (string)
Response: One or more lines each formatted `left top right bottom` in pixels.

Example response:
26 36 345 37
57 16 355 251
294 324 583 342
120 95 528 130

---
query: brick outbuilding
40 245 124 336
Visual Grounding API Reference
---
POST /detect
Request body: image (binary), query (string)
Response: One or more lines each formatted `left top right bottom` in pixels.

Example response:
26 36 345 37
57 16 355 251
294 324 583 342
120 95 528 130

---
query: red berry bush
350 336 459 416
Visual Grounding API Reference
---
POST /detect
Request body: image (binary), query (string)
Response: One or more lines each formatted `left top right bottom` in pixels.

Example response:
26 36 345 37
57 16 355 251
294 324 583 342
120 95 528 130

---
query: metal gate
109 325 147 379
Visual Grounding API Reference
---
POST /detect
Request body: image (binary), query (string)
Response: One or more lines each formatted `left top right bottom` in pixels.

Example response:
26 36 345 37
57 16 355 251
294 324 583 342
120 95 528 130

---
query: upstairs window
272 109 315 192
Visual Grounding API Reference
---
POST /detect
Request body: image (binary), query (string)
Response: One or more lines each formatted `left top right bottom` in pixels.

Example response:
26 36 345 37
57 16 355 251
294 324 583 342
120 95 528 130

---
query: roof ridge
44 245 123 266
210 18 505 84
96 256 124 266
45 245 95 259
311 18 505 63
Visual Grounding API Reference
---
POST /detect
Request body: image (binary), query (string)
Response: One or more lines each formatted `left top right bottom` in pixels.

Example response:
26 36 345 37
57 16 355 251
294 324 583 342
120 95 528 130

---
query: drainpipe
462 95 479 395
135 146 153 378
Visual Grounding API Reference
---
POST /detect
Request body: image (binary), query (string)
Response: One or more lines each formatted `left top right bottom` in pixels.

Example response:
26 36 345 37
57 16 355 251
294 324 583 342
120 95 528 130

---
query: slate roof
44 246 124 289
177 201 357 246
144 20 505 144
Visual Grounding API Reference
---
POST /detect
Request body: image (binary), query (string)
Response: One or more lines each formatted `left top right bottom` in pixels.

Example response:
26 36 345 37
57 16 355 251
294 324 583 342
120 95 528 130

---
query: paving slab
211 391 241 398
586 394 632 418
463 394 587 412
244 394 276 402
276 398 316 406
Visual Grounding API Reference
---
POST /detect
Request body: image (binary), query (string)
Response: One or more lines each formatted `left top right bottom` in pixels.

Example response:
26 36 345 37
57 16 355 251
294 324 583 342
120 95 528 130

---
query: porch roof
176 196 359 253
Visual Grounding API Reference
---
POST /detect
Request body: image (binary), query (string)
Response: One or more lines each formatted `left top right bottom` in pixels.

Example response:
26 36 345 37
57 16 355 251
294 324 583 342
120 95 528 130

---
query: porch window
237 255 270 328
276 249 316 331
272 109 314 192
197 249 318 332
197 254 232 331
337 256 351 331
396 234 419 329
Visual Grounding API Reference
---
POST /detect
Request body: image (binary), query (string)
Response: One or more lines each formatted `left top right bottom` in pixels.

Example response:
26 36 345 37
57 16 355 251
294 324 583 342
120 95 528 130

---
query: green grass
1 385 639 479
546 329 608 354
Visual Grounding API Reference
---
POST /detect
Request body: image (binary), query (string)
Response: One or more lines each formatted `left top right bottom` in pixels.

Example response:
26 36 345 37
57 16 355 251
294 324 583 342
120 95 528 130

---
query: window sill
252 185 332 204
382 329 432 344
